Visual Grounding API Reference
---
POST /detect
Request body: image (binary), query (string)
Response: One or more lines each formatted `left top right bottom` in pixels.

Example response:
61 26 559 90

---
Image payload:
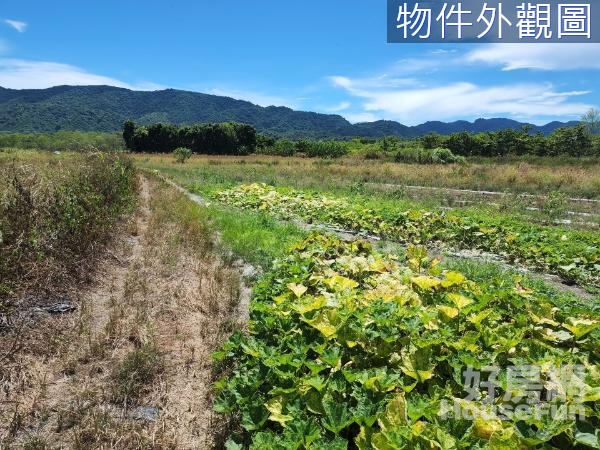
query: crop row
214 234 599 449
215 184 600 291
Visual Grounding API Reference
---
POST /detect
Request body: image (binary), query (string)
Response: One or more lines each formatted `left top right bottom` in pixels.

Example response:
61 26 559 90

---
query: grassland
3 149 599 449
135 154 600 199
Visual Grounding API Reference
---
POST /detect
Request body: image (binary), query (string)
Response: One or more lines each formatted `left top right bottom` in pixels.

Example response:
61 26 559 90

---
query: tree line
418 124 598 157
122 121 257 155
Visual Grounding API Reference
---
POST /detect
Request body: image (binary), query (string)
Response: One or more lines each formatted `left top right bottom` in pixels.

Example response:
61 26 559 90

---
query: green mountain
0 85 578 138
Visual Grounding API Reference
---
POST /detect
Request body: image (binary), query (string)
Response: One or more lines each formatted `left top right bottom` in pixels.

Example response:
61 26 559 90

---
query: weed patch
0 152 136 303
111 344 163 405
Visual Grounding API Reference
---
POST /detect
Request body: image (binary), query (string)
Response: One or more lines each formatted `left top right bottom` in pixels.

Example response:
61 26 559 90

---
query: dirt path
1 175 248 449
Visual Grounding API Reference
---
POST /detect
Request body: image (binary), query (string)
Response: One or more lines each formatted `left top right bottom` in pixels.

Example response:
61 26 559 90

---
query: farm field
136 154 600 228
2 149 599 449
136 154 600 290
135 152 599 447
3 1 600 447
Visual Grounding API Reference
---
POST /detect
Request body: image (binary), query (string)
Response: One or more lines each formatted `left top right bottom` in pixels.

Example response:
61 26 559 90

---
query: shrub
257 140 297 157
394 147 465 164
173 147 192 163
363 149 384 160
540 191 568 224
303 141 348 158
257 140 349 158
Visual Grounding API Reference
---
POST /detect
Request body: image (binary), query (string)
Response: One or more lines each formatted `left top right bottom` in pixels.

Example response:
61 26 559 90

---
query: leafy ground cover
215 184 600 291
215 234 600 449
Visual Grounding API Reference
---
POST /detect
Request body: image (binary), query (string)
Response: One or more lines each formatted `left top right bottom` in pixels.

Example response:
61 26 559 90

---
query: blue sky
0 0 598 125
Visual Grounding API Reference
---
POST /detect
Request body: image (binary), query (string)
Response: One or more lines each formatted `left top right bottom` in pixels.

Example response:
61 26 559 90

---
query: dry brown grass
0 151 136 306
134 153 600 199
1 174 246 449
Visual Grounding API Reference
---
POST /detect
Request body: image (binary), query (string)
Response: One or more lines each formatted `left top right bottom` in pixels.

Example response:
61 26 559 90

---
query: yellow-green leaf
411 276 441 291
442 271 466 287
473 417 503 440
325 275 359 291
265 397 293 426
304 310 339 338
369 259 388 273
288 282 308 298
293 295 327 315
378 392 407 433
438 305 459 320
584 386 600 402
563 318 600 339
448 293 474 309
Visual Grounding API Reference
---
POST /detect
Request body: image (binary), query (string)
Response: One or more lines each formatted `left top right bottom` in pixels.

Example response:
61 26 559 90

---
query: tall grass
0 131 125 152
0 151 136 300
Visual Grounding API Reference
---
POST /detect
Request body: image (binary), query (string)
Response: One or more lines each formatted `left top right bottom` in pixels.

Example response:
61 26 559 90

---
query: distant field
135 154 600 232
134 153 600 199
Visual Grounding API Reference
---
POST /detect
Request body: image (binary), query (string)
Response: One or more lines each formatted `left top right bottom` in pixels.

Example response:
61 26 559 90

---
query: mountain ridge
0 85 579 138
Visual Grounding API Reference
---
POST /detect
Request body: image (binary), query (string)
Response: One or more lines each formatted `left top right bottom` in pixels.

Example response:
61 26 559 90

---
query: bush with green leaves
258 140 297 157
393 147 465 165
303 141 348 159
256 140 348 159
215 234 599 449
173 147 193 163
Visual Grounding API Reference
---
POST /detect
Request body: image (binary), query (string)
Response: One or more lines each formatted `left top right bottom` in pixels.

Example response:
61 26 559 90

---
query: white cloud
4 19 27 33
328 74 417 90
208 87 298 108
430 48 457 55
0 58 161 90
466 44 600 71
330 75 592 125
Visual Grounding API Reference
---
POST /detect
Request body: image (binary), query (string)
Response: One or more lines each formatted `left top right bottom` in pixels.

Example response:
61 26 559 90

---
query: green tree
581 108 600 135
122 120 136 149
548 124 592 156
173 147 192 163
